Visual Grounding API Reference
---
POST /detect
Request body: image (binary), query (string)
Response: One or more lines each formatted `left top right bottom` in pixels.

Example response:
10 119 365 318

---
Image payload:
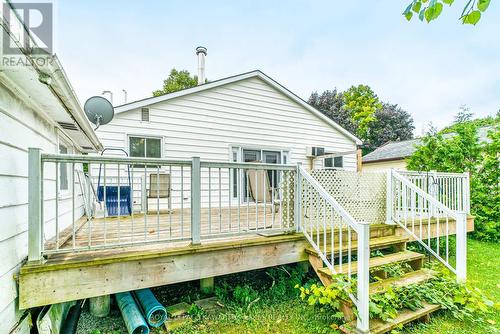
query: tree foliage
308 88 414 152
403 0 491 25
153 69 199 96
342 85 382 138
308 89 357 135
407 114 500 241
365 103 415 151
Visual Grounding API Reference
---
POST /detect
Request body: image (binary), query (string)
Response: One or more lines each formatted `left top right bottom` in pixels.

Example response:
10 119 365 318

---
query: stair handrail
388 169 467 282
392 170 459 220
297 165 370 333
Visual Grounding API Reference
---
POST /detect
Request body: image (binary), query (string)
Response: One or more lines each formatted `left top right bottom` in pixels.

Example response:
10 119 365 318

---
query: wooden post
356 222 370 334
28 148 43 262
89 295 110 317
356 147 362 172
297 261 309 273
200 277 214 294
191 157 201 245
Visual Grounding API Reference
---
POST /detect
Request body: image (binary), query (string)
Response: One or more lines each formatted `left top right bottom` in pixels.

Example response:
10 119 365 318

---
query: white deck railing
27 149 297 257
297 165 370 333
397 170 470 214
387 169 468 281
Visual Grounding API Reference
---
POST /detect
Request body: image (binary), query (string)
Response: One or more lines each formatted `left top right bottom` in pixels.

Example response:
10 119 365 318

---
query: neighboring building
0 7 101 333
362 138 421 171
362 126 494 171
94 69 362 209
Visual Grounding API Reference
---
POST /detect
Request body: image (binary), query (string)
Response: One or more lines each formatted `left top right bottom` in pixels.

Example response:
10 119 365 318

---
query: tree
153 69 199 96
342 85 382 139
364 103 415 151
407 114 499 241
403 0 491 25
308 88 415 153
308 90 357 135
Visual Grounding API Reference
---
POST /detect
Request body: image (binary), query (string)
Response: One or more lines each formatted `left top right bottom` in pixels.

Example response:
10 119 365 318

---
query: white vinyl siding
94 76 357 209
362 159 408 171
0 82 85 333
97 77 357 165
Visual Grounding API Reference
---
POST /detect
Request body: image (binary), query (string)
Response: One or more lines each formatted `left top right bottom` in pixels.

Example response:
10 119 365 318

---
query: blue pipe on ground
115 292 149 334
133 288 168 327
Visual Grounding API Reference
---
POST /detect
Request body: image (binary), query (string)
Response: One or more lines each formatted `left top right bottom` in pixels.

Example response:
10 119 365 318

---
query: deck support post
356 222 370 334
28 148 43 263
386 169 393 225
191 157 201 245
89 295 110 317
456 212 467 282
200 277 214 294
294 162 302 232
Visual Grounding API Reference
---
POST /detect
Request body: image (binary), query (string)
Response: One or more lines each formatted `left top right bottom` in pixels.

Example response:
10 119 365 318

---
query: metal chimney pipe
196 46 207 85
122 89 127 104
102 90 113 105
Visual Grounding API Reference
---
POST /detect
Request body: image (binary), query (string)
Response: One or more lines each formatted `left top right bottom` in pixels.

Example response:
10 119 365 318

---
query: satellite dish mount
84 96 114 131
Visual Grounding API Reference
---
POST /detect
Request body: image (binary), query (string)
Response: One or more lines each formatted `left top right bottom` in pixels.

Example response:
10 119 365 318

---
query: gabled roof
362 138 421 163
114 70 362 145
363 125 494 163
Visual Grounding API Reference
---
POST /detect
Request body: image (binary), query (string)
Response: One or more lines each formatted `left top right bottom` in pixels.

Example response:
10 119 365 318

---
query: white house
0 4 101 332
94 53 362 211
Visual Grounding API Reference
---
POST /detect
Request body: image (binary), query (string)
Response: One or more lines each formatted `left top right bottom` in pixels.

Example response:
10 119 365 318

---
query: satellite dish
84 96 114 130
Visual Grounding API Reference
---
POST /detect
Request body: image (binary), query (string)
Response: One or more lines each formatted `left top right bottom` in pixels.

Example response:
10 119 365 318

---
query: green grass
401 239 500 334
170 239 499 334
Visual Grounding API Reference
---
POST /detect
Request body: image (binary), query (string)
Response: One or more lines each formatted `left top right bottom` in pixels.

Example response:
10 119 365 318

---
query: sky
54 1 500 135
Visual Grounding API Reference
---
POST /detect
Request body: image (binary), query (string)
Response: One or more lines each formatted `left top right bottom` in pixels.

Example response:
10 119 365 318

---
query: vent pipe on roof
122 89 127 104
102 90 113 105
196 46 207 85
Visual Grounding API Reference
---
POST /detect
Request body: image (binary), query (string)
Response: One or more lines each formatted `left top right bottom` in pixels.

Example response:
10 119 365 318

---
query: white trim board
114 71 362 145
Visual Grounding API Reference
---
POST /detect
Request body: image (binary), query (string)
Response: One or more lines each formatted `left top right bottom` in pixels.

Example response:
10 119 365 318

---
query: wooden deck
45 204 291 253
19 216 474 310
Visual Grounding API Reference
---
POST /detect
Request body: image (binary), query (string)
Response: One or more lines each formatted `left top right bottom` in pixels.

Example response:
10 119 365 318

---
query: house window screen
129 136 161 158
324 156 344 168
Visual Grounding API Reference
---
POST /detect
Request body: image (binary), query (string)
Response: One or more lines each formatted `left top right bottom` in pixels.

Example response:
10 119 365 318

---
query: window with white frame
129 136 161 158
324 156 343 168
230 146 289 200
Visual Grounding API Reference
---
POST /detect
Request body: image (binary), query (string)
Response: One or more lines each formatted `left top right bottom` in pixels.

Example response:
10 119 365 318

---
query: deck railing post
294 162 302 232
28 148 43 262
385 169 393 224
141 175 147 213
456 211 467 282
430 170 438 217
191 157 201 245
464 172 470 214
356 221 370 333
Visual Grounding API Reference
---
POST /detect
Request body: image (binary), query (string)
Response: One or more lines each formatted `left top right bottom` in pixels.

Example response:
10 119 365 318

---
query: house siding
362 159 408 171
94 76 358 209
0 82 84 333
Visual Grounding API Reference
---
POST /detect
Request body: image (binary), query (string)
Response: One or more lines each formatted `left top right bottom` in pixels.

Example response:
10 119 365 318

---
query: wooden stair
306 226 440 334
340 303 441 334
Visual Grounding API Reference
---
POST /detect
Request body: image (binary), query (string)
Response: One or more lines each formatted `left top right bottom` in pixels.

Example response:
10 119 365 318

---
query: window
129 136 161 158
141 108 150 122
59 143 69 190
231 147 289 201
324 156 343 168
